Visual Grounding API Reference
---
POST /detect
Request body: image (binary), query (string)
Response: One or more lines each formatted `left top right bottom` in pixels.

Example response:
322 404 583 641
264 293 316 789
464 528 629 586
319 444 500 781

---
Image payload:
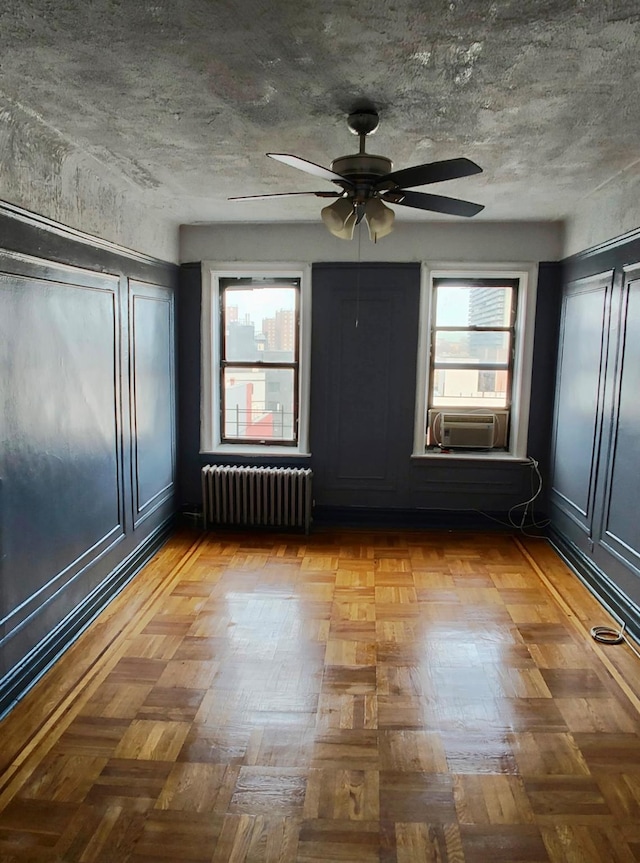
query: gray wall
550 231 640 640
0 204 178 715
178 260 562 523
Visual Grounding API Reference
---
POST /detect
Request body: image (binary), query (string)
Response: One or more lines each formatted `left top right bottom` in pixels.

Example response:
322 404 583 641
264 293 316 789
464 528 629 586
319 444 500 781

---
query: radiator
201 465 313 533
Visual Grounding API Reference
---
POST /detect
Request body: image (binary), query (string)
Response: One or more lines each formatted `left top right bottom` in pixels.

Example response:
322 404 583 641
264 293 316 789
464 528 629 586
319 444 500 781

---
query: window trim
428 276 518 417
201 262 311 456
413 262 538 460
219 277 300 446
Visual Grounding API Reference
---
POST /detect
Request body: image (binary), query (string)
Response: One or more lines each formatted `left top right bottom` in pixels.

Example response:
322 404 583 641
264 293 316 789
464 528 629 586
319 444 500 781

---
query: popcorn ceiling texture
0 0 639 257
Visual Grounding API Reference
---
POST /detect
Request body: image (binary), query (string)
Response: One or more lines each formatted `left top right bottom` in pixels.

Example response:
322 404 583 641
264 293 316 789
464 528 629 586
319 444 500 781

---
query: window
415 265 538 459
430 278 516 413
201 264 311 455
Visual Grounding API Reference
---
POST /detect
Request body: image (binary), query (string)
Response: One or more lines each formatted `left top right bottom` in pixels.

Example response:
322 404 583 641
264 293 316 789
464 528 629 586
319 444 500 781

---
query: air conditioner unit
441 413 495 448
427 410 510 449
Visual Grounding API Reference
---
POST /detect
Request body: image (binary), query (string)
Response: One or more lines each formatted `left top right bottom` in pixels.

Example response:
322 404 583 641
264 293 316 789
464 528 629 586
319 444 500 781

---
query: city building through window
201 264 311 455
430 278 516 408
220 277 299 444
415 265 537 458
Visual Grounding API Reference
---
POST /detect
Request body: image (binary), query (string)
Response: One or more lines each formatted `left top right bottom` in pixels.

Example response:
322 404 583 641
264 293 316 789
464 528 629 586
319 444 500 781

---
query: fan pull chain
355 222 362 328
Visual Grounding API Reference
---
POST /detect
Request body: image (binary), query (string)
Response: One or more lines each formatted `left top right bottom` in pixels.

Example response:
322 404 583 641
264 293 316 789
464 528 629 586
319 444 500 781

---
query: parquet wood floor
1 528 640 862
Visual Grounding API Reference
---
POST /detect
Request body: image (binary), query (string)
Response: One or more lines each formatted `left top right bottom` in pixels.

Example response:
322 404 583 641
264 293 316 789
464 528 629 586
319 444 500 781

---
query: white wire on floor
475 456 549 536
590 621 640 660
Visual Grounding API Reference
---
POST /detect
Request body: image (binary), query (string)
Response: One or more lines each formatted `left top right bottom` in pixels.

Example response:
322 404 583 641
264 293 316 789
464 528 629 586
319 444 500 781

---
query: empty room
1 1 640 860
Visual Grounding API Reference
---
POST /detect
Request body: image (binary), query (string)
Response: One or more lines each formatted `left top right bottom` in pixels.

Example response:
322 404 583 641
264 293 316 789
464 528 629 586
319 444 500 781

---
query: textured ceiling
1 0 639 227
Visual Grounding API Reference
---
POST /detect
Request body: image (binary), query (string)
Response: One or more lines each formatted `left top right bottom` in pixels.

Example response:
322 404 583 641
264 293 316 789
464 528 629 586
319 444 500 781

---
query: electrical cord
507 457 550 534
474 456 549 536
590 621 640 660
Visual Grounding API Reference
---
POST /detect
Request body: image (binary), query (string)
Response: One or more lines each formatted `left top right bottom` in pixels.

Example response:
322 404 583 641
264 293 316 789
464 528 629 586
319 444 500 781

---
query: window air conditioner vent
427 410 510 449
441 413 495 448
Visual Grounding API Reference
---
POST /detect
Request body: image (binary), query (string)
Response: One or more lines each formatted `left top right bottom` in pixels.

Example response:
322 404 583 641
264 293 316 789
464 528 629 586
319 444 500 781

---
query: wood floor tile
522 775 611 819
541 823 637 863
107 656 167 684
555 696 639 733
511 732 591 776
572 732 640 773
379 729 447 773
379 771 456 822
177 722 251 764
454 774 535 824
1 528 640 862
16 753 107 803
442 731 519 774
136 686 207 722
389 821 464 863
228 767 307 815
113 720 191 761
46 806 147 863
128 809 222 862
377 695 426 729
597 773 640 820
460 823 550 862
210 813 299 863
316 693 378 731
154 762 234 812
540 668 611 699
304 768 379 820
297 819 379 863
84 758 173 805
0 798 77 843
54 716 131 757
312 729 379 770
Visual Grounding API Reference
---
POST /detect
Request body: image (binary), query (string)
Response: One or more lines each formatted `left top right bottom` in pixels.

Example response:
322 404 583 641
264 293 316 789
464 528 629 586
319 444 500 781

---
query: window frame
201 262 311 456
428 277 518 416
413 263 538 460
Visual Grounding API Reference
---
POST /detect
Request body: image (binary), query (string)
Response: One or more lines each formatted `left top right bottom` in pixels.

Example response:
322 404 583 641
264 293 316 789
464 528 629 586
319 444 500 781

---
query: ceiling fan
229 107 484 241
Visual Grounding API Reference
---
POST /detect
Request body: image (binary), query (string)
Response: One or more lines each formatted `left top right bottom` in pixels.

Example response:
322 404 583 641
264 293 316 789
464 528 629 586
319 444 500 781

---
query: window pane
434 330 511 364
435 285 513 327
223 367 296 441
432 367 509 408
223 284 297 362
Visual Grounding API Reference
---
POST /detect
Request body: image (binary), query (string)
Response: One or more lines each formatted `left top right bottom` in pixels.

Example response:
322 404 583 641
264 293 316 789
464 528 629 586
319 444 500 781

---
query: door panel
310 263 420 509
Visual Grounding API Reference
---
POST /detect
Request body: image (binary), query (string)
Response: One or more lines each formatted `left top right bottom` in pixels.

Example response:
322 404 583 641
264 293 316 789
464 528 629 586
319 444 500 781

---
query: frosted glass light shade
365 197 395 241
321 198 356 239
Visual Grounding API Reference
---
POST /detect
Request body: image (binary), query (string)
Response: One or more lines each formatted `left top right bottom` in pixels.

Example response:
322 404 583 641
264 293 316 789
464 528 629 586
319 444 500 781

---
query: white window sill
201 445 311 458
412 449 530 463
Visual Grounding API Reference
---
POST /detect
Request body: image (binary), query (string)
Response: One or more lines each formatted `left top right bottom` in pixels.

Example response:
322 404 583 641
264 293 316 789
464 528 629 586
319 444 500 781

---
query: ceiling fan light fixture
321 198 357 239
365 197 395 241
231 107 484 235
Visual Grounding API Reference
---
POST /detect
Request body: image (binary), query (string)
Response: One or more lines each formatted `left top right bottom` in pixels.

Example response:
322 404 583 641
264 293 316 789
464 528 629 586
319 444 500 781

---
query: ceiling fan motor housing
330 154 393 184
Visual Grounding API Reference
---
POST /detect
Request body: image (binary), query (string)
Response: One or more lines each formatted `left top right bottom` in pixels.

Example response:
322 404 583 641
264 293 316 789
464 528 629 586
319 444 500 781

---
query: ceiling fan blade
267 153 353 187
375 157 482 191
384 190 484 217
229 190 342 201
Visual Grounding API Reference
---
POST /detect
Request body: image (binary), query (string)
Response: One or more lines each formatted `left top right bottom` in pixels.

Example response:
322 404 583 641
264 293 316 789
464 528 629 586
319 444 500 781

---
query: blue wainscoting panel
0 256 124 679
550 271 612 536
0 264 123 637
601 273 640 570
0 214 177 713
129 280 176 527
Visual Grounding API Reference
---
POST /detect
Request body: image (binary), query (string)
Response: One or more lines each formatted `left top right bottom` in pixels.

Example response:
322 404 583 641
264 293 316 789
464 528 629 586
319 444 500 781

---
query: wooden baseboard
311 505 546 532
